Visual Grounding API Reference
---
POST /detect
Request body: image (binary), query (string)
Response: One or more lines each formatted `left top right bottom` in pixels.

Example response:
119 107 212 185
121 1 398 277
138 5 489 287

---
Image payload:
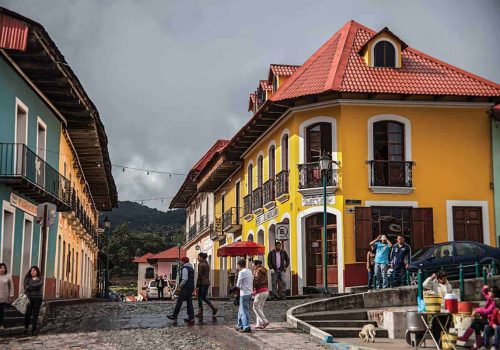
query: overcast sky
2 0 499 211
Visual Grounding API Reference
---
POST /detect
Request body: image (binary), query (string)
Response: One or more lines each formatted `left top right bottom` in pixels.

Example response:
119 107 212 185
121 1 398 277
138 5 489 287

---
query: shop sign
345 199 362 205
203 239 213 252
302 195 335 207
275 223 289 241
256 207 278 225
10 193 37 216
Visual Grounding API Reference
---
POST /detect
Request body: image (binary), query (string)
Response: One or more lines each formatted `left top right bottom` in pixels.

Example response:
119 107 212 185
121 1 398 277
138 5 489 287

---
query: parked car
407 241 500 284
145 279 175 300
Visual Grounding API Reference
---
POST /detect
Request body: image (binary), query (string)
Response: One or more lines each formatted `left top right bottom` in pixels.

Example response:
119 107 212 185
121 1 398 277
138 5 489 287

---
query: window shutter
355 207 372 262
412 208 434 251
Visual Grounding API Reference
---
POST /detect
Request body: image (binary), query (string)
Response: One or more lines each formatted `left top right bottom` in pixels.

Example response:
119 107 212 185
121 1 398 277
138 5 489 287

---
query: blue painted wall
0 56 62 278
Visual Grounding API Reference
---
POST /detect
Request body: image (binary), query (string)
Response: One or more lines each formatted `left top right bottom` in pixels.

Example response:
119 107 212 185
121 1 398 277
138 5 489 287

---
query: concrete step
307 320 377 328
296 310 368 321
320 327 389 338
0 326 28 337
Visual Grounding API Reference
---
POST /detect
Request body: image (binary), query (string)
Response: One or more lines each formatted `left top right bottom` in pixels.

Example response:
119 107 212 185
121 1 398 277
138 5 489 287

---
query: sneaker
239 327 251 333
166 315 177 320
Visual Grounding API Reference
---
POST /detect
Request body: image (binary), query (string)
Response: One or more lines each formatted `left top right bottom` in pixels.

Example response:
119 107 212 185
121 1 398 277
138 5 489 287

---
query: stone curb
286 299 334 344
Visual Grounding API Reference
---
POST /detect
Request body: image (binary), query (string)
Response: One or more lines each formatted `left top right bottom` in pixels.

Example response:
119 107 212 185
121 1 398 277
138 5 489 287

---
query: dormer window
374 40 396 68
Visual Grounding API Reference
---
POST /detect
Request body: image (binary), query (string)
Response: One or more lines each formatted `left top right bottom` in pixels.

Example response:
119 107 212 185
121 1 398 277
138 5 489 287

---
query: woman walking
0 263 14 329
195 252 217 319
24 266 43 336
252 260 269 329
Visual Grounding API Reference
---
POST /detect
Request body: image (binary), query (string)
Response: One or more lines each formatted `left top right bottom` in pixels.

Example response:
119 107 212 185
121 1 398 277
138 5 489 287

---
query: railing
243 194 252 216
298 162 338 189
0 143 71 204
275 170 289 198
252 187 263 211
368 160 414 187
222 207 240 231
199 215 209 232
187 224 197 242
263 179 275 205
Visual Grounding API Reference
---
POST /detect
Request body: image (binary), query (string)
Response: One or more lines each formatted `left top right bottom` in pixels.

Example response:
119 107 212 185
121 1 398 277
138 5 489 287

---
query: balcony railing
298 162 338 189
222 207 241 233
275 170 289 198
368 160 414 188
263 179 275 206
0 143 71 210
252 187 263 212
188 224 197 242
199 215 209 232
243 194 252 217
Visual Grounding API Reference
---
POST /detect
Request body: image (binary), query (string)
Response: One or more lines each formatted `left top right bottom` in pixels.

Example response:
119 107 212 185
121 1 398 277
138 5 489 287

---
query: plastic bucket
444 293 458 314
424 295 442 313
441 332 457 349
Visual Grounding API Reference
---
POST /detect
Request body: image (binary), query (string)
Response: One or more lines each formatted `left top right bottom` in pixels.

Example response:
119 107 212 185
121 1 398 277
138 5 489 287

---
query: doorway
452 207 483 242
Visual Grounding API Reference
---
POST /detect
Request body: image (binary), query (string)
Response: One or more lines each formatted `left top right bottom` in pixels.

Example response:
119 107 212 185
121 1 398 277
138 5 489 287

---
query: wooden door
452 207 483 243
306 222 337 287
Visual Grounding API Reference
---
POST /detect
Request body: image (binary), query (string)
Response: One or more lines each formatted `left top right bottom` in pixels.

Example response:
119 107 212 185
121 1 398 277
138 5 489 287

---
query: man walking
369 235 392 289
390 235 411 287
167 257 195 324
195 252 217 319
155 274 165 300
267 241 289 300
236 259 253 333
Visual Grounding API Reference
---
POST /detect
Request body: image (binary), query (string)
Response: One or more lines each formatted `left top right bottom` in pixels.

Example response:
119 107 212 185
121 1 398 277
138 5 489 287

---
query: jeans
392 265 406 287
253 291 269 326
271 270 286 297
0 303 5 326
484 324 500 348
25 297 42 331
367 270 374 289
374 263 388 289
197 284 215 310
172 289 194 319
237 294 252 330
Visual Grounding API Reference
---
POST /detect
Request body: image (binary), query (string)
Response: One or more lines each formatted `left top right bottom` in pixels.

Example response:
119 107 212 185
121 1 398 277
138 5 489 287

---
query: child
484 298 500 350
458 285 500 349
366 245 376 289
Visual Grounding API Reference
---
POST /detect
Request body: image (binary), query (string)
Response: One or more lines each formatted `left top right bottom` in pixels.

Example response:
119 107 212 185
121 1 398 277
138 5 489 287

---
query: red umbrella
217 241 265 257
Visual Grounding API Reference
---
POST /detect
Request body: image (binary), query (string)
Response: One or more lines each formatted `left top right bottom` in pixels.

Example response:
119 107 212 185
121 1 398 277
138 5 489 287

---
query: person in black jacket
155 274 165 300
267 241 289 300
167 257 195 324
24 266 43 336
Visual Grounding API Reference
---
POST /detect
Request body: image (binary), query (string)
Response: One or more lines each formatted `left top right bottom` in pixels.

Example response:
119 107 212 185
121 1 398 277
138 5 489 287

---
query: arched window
306 122 332 162
247 164 253 194
247 233 254 242
372 120 406 187
374 40 396 68
268 145 275 179
281 134 288 171
257 155 263 188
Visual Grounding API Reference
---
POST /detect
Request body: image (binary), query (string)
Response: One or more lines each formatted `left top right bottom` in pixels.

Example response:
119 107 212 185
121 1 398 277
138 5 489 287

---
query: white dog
359 324 376 343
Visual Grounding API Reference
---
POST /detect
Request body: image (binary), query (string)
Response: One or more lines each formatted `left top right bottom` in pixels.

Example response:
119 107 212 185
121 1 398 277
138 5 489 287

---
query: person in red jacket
484 298 500 350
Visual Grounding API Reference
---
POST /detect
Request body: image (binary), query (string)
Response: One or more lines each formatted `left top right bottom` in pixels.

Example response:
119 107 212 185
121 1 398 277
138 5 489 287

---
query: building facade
0 7 117 299
171 21 500 295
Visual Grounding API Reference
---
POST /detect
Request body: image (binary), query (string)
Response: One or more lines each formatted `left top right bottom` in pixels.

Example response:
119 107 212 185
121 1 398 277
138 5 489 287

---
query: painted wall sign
256 207 278 225
345 199 362 205
10 193 37 216
275 223 289 240
302 195 335 207
346 208 355 214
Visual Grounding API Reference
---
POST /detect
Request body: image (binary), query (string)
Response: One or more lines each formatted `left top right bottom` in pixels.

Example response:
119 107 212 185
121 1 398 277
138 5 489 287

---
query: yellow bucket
424 294 442 313
441 332 457 349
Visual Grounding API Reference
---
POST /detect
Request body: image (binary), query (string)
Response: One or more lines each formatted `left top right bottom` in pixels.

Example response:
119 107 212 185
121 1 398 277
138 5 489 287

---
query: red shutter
355 207 372 262
412 208 434 251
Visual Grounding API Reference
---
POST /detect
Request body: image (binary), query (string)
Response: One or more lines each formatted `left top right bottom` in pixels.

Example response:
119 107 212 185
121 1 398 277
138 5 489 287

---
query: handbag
12 292 30 315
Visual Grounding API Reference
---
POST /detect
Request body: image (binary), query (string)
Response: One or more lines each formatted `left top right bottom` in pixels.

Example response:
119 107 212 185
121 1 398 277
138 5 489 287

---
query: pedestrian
24 266 43 336
267 241 289 300
155 274 165 300
235 259 253 333
484 297 500 350
369 235 392 289
0 263 13 330
389 235 411 287
252 260 269 329
458 285 499 349
366 245 376 290
195 252 217 319
167 257 195 324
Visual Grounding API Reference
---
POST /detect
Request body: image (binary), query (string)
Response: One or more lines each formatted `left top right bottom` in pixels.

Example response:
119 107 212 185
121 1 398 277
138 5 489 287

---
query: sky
2 0 499 211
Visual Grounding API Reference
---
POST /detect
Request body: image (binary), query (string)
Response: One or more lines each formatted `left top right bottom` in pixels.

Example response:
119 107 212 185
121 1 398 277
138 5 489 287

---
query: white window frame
15 98 29 144
1 201 16 269
280 129 290 172
36 117 47 160
370 37 399 68
299 116 337 164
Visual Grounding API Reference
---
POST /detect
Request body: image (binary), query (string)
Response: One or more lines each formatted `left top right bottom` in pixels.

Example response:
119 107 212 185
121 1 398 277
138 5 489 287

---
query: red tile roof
268 64 300 80
132 253 154 264
192 139 229 172
259 80 272 92
271 20 500 101
248 92 256 112
148 246 186 261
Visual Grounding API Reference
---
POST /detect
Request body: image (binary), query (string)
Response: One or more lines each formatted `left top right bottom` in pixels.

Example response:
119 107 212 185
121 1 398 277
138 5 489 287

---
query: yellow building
172 21 500 295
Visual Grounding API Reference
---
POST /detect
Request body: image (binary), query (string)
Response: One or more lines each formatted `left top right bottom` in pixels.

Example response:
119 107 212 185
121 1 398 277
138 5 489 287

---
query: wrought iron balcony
0 143 71 210
263 179 275 208
368 160 414 189
199 215 209 232
243 194 252 217
252 187 263 213
222 207 241 233
187 224 197 242
298 162 338 190
275 170 289 200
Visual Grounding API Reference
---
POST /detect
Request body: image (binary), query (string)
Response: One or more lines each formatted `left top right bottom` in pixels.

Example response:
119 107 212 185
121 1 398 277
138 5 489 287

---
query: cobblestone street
0 299 329 349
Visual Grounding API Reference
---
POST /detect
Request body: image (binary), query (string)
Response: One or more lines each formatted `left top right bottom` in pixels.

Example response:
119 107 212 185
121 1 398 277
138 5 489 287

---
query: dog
358 324 376 343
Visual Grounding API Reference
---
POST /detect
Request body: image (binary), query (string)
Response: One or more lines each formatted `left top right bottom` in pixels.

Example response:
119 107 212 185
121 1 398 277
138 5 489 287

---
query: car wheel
409 272 419 286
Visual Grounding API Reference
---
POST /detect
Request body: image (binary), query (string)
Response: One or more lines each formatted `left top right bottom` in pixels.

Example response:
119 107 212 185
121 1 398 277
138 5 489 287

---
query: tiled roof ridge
191 139 230 172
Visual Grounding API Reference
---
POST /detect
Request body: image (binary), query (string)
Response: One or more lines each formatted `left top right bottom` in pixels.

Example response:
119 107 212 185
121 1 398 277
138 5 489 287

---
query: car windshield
412 247 431 260
149 281 157 288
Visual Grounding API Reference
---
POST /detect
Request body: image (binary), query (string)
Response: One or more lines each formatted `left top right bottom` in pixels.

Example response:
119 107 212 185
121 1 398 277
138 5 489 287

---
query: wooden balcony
275 170 289 203
263 179 275 209
222 207 241 233
298 162 338 196
252 187 263 214
0 143 71 211
243 194 253 220
368 160 414 194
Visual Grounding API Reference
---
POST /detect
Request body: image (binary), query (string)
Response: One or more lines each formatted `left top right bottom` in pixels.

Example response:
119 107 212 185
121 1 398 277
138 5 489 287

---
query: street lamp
104 216 111 299
319 151 332 294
